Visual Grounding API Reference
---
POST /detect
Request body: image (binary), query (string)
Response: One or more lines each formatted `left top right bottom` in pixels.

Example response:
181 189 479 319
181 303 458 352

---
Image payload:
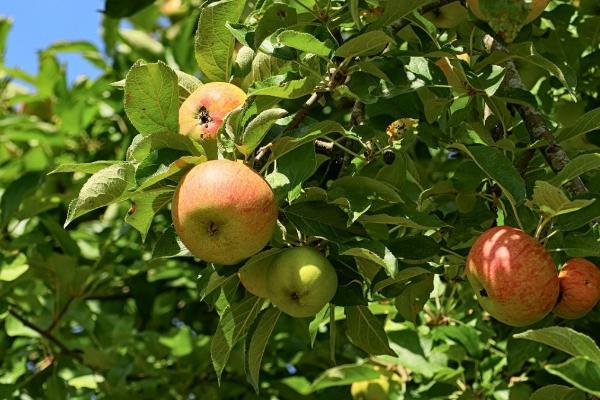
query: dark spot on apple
383 149 395 164
584 280 590 286
128 202 136 215
207 221 219 236
290 292 300 301
277 10 287 18
479 288 488 297
197 106 213 125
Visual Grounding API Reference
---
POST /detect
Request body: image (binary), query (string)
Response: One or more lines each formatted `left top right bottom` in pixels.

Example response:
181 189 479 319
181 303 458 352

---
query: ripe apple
553 258 600 319
178 82 247 141
266 247 338 318
238 249 282 298
466 226 559 327
424 2 469 28
172 159 278 265
351 376 389 400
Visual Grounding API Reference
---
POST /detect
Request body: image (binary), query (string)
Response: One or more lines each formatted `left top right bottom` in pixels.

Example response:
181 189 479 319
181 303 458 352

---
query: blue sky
1 0 106 83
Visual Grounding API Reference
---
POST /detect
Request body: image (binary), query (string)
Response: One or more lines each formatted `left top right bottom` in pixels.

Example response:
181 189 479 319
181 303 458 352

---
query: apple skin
553 258 600 319
238 249 282 298
466 226 559 327
350 377 389 400
172 160 278 265
467 0 550 24
424 2 469 28
179 82 247 141
266 247 338 318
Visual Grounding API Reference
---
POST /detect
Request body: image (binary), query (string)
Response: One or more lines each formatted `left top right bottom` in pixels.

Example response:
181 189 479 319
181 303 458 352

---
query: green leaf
450 143 526 206
531 181 595 217
5 314 40 338
545 357 600 396
514 327 600 364
102 0 154 18
270 143 318 203
126 133 205 162
211 296 265 383
276 30 332 57
369 0 435 29
549 154 600 186
329 176 403 223
387 236 440 260
64 163 136 227
245 307 281 393
175 70 202 98
340 241 397 278
0 253 29 282
311 364 380 391
253 3 297 49
344 305 395 356
335 31 392 58
284 201 367 243
120 29 164 56
238 108 287 156
434 325 482 358
152 227 192 259
530 385 587 400
395 274 434 322
0 171 43 228
249 76 319 99
136 155 205 192
125 187 174 241
269 120 345 161
50 161 121 175
159 327 194 357
195 0 246 82
559 232 600 257
124 60 179 136
309 305 329 348
554 193 600 231
557 108 600 142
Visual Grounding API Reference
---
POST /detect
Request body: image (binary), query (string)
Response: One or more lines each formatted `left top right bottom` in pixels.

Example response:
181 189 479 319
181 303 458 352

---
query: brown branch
46 296 75 333
8 308 84 363
391 0 462 33
483 35 588 196
283 92 323 135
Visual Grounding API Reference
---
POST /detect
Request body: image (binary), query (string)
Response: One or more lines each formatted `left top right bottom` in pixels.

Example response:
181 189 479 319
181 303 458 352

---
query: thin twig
8 308 84 363
483 35 587 196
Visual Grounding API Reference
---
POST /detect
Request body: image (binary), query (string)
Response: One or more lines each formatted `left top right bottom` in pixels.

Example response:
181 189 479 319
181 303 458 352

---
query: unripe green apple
172 160 278 265
238 249 282 298
466 226 559 327
266 247 337 318
553 258 600 319
178 82 246 141
424 2 469 28
351 374 390 400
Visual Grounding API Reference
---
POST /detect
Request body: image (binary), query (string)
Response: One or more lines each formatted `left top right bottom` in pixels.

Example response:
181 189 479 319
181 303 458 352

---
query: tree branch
483 35 588 196
8 308 84 363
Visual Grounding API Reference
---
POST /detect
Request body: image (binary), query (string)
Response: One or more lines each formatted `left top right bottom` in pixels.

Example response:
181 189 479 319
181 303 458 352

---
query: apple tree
1 0 600 399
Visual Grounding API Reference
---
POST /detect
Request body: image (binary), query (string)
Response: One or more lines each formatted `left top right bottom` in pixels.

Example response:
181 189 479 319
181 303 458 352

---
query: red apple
466 226 559 327
172 160 278 265
553 258 600 319
178 82 247 141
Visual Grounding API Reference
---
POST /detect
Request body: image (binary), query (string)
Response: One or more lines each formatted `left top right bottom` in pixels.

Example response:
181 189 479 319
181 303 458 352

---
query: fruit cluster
172 82 337 318
467 226 600 326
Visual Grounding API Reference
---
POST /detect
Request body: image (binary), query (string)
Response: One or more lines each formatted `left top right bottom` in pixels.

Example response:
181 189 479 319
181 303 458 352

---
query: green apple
172 160 278 265
266 247 337 318
466 226 559 327
424 2 469 28
238 249 282 298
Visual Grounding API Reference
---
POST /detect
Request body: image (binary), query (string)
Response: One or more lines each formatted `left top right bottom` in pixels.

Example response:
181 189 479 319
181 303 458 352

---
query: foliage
1 0 600 399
